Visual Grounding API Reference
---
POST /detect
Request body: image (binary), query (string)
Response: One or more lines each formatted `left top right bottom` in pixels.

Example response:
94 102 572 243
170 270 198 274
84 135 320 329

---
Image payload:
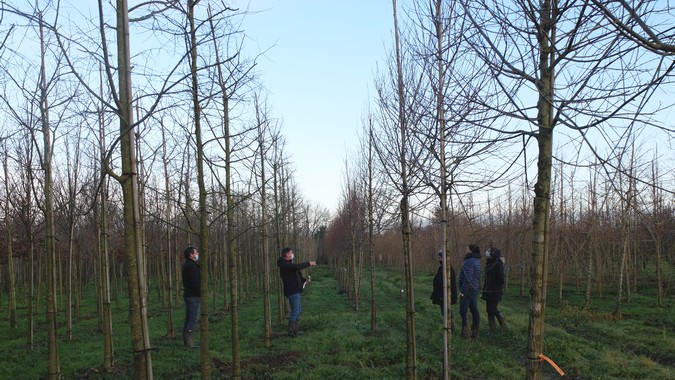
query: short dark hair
281 247 292 257
184 246 196 259
468 244 480 255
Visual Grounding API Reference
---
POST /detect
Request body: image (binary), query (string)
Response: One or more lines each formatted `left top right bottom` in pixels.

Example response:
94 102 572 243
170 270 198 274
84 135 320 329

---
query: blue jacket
458 254 481 295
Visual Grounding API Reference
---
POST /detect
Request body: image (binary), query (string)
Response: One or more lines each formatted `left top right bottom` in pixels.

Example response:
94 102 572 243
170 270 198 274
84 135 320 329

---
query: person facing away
181 245 201 348
482 247 507 333
277 247 316 337
430 250 458 331
458 244 482 339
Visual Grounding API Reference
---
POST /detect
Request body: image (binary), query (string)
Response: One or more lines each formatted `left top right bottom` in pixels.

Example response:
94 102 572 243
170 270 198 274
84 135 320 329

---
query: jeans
459 288 480 328
287 293 302 321
183 296 200 330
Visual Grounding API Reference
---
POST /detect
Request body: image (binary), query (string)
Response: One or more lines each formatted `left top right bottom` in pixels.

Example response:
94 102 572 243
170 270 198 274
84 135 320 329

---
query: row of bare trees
326 1 674 379
0 1 673 379
0 1 330 379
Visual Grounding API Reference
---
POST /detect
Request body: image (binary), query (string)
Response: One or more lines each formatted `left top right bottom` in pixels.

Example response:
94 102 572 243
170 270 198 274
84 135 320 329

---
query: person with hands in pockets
458 244 482 339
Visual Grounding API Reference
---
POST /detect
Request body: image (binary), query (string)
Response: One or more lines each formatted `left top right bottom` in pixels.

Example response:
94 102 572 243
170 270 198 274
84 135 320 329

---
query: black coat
277 257 310 297
182 258 201 297
482 257 504 301
430 264 457 305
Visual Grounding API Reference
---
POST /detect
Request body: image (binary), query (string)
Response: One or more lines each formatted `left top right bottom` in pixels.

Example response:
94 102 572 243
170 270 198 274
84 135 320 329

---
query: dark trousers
486 298 501 317
183 296 200 330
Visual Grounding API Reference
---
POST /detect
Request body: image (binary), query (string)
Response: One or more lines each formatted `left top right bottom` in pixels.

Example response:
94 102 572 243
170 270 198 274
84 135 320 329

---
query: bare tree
371 1 427 377
647 160 665 307
109 0 153 376
2 146 17 329
96 94 114 370
38 12 61 378
458 1 674 378
252 91 275 348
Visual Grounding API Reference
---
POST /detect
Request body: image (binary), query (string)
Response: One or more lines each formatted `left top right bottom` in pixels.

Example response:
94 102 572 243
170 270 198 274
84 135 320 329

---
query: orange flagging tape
539 354 565 376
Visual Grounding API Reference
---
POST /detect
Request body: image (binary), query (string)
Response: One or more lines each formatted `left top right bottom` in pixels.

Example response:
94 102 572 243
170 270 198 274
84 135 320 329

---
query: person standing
430 250 458 331
458 244 482 339
182 246 201 348
482 247 507 333
277 247 316 337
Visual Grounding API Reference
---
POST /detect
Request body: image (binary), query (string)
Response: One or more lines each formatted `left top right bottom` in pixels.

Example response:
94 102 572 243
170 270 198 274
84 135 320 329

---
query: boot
185 329 199 348
470 325 479 339
182 328 187 346
488 315 497 334
287 321 296 338
460 324 470 339
497 314 507 329
293 320 301 336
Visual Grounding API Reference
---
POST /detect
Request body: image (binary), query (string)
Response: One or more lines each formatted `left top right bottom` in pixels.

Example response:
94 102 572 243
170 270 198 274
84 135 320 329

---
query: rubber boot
185 329 199 348
470 325 479 339
293 320 301 336
287 321 296 338
488 315 497 334
497 314 507 329
460 324 470 339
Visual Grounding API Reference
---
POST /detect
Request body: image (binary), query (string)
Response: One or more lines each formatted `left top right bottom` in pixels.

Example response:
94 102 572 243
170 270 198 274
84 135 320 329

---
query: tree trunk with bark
115 1 153 377
39 14 61 380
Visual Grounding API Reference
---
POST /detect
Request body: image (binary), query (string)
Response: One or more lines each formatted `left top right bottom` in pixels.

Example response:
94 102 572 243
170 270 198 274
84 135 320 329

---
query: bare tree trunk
160 124 175 338
392 1 417 378
115 0 153 377
526 2 555 378
93 64 114 371
205 6 238 376
187 2 212 377
19 132 37 350
254 94 273 348
431 1 453 377
39 13 61 379
584 165 598 310
65 139 81 342
28 235 35 349
651 162 664 307
3 151 17 329
614 172 634 319
98 160 114 369
367 121 377 333
273 145 285 324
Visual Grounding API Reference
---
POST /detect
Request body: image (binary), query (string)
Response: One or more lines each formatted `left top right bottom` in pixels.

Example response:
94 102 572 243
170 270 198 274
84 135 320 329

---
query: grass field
1 266 673 379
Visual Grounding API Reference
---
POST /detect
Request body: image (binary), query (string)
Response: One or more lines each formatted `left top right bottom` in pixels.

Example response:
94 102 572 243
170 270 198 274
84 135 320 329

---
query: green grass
0 267 673 379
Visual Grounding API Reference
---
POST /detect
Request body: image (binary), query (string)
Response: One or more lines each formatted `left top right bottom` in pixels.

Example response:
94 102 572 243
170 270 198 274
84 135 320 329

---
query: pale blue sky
234 1 396 213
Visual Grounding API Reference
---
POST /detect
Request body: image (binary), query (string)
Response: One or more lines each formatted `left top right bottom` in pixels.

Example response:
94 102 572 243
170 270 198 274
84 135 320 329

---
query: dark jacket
182 258 201 297
277 257 310 297
458 251 482 295
431 264 458 305
482 255 505 301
